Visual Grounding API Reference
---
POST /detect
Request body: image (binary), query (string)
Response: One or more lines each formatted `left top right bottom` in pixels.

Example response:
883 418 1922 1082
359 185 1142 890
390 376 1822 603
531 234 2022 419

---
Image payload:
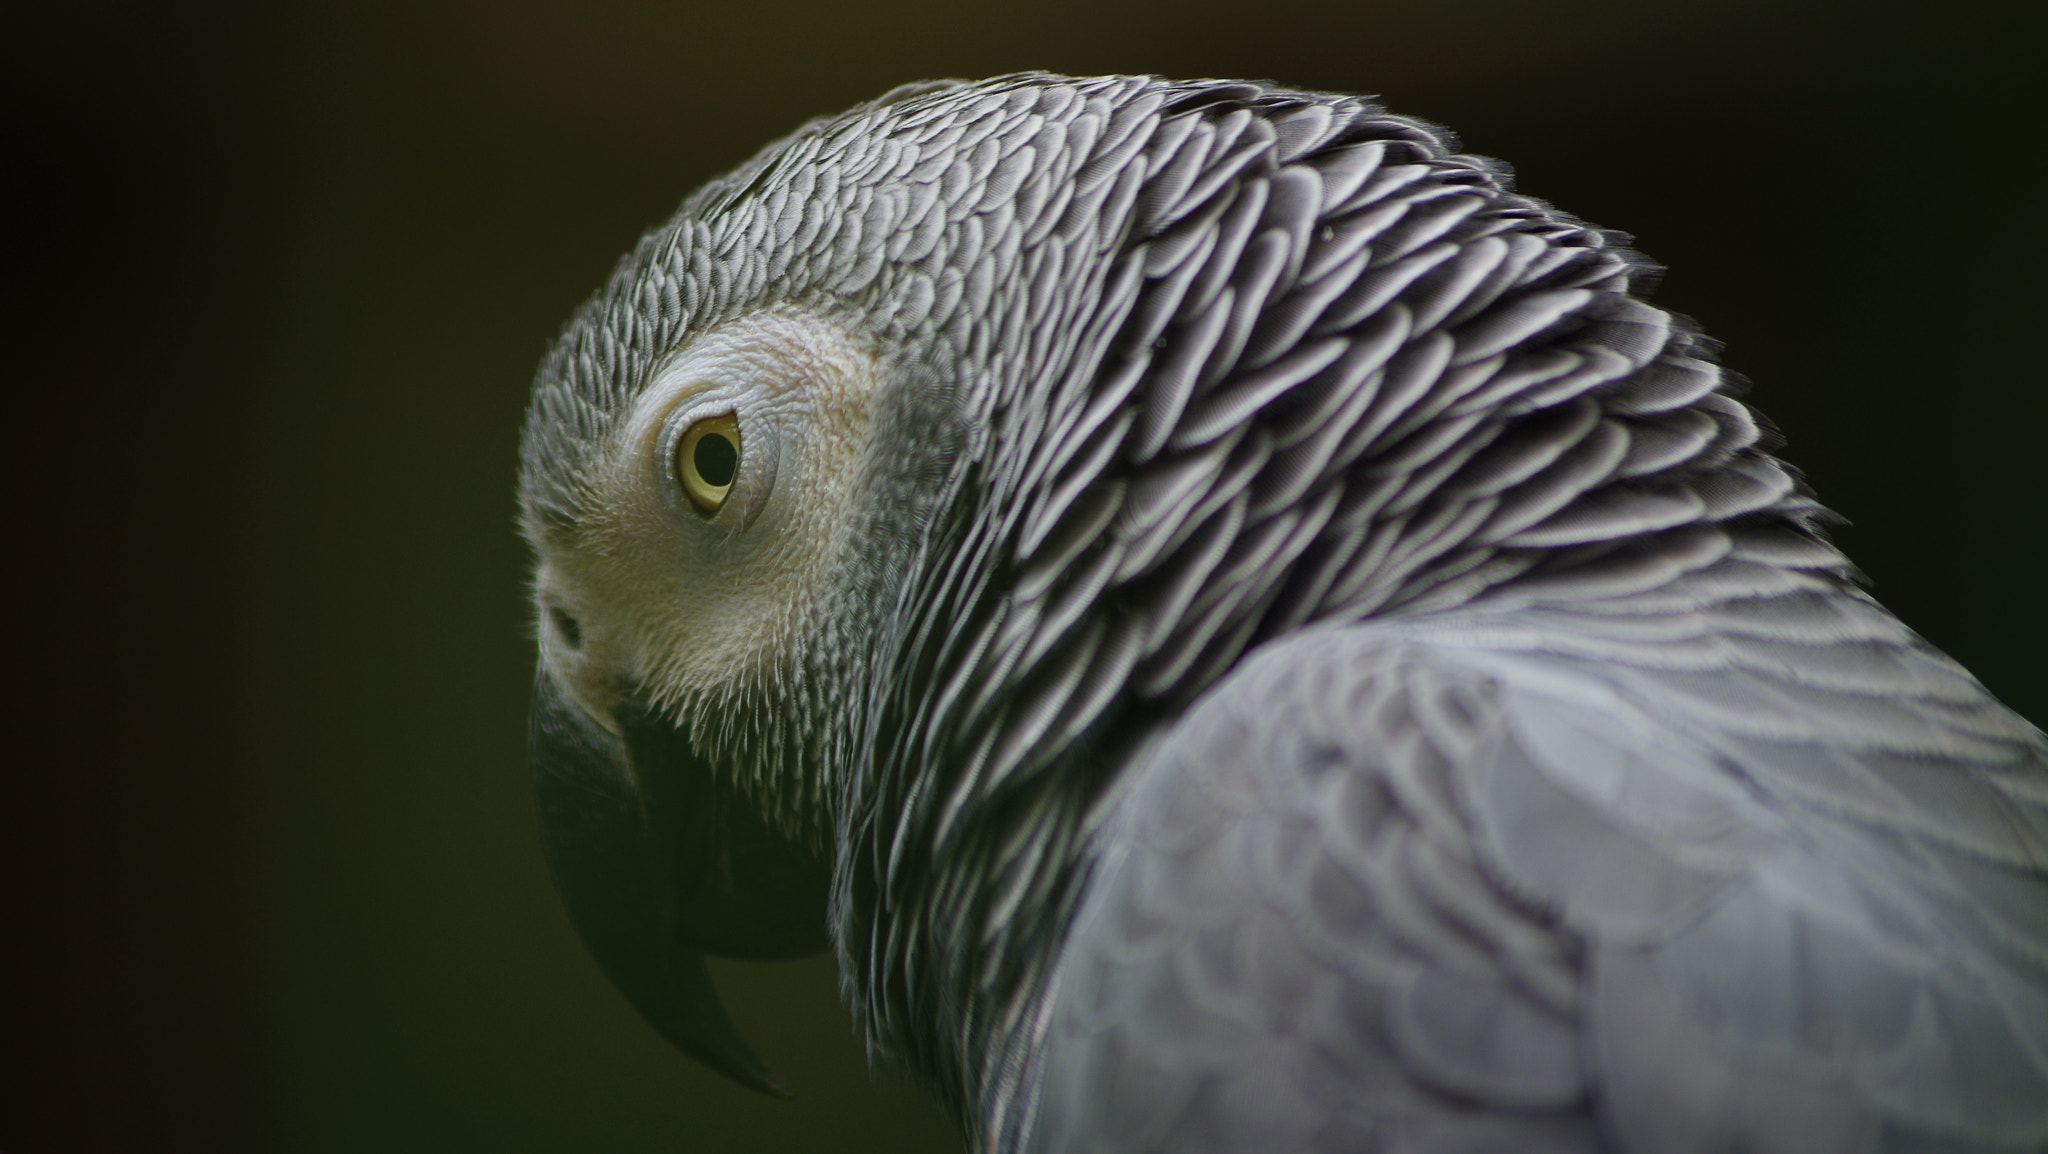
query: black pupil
694 432 737 488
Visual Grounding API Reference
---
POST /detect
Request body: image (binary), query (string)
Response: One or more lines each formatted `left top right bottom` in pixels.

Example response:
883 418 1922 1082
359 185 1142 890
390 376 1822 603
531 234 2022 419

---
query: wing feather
1023 611 2048 1152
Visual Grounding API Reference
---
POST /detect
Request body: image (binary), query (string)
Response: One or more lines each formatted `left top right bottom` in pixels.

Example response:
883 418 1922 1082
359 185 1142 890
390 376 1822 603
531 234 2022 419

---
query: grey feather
1025 625 2046 1152
519 73 2048 1153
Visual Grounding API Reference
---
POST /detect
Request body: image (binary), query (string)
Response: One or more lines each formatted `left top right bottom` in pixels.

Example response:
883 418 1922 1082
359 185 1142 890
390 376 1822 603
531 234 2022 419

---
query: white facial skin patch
532 308 883 734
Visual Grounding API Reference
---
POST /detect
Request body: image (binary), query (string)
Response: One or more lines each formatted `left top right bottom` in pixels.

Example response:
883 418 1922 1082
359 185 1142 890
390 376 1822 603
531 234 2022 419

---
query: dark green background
7 2 2042 1150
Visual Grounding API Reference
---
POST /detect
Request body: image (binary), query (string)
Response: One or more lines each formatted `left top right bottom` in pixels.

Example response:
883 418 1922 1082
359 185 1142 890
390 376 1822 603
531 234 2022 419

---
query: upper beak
529 667 831 1095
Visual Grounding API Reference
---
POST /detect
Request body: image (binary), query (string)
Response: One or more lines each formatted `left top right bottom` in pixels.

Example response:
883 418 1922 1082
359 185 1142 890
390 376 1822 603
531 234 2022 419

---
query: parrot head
524 306 915 1089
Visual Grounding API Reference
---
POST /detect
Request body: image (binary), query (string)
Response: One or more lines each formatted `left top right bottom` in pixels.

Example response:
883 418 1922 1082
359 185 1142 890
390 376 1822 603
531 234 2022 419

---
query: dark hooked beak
530 668 831 1095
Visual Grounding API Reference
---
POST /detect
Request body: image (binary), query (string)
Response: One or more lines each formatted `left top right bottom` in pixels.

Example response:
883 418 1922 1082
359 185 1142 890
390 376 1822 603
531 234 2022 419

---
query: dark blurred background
5 1 2041 1150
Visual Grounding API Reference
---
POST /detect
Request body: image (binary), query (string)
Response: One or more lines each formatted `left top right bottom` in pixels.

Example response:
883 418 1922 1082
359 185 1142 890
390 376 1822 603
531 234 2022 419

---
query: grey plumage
519 74 2048 1152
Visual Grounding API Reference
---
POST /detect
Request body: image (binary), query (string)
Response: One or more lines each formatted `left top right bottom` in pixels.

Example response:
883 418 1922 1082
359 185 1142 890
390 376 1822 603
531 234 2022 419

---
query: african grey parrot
518 74 2048 1152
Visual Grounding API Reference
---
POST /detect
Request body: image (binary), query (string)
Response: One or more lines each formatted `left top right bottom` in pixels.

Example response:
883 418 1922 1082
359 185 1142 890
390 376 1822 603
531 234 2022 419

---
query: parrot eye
675 413 741 514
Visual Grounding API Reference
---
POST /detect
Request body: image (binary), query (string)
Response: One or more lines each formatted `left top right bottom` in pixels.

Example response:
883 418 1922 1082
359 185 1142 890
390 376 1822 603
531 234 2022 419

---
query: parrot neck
838 702 1143 1143
824 381 1858 1143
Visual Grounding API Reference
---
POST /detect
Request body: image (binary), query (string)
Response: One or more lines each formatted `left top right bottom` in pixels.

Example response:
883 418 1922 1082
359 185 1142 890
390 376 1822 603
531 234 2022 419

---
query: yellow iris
676 413 740 514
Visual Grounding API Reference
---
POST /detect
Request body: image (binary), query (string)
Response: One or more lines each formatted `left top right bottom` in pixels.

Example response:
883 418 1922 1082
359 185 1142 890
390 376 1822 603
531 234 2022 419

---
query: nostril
548 606 584 649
